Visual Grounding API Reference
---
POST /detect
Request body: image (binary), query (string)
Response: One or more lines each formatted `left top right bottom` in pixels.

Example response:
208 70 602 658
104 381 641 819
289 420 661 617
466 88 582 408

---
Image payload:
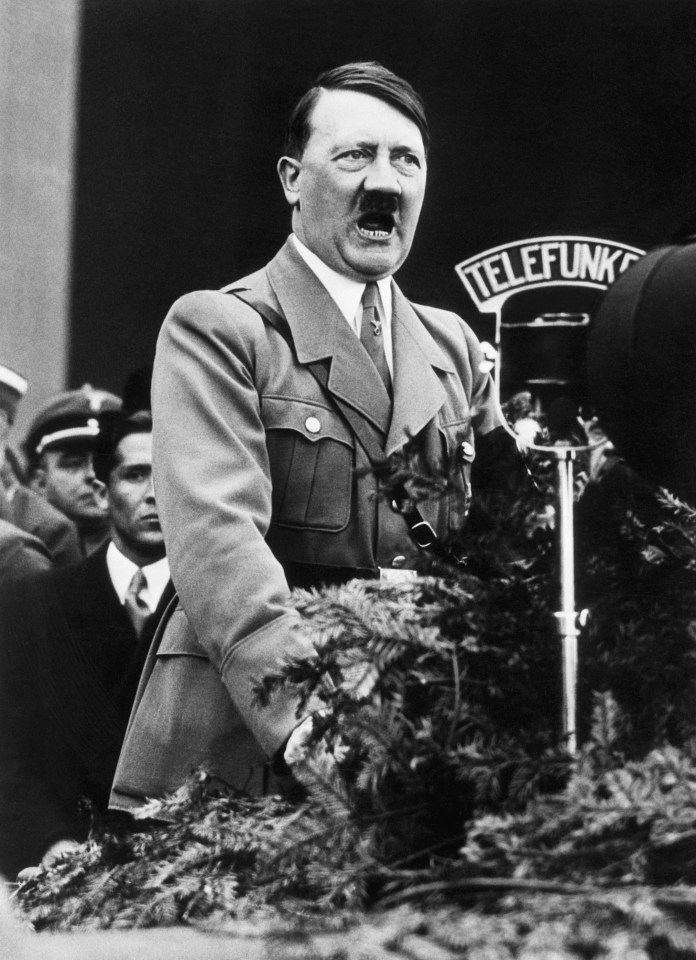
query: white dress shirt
292 234 394 374
106 540 170 614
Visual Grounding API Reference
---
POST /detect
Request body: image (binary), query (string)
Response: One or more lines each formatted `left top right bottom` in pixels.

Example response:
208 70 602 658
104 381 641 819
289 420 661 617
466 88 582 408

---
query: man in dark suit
0 410 172 878
111 62 513 811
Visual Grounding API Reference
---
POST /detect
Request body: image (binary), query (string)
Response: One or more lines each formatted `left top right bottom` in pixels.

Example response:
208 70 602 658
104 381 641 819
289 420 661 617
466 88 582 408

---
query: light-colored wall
0 0 81 442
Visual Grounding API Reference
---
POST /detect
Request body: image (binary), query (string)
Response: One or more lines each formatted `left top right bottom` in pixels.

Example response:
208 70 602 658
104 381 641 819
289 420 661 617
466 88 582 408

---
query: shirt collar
291 234 392 330
106 540 170 612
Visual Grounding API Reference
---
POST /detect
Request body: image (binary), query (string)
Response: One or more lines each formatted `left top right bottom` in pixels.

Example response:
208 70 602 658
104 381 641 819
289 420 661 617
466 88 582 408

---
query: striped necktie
123 568 150 637
360 282 392 397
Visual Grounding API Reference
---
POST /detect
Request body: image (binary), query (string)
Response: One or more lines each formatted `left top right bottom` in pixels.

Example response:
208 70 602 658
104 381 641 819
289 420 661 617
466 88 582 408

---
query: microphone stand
486 369 599 754
549 443 588 754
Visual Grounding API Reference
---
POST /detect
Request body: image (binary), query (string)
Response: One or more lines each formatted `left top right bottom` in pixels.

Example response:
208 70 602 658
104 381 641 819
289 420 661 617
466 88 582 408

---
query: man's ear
277 156 302 207
93 478 109 512
28 467 47 495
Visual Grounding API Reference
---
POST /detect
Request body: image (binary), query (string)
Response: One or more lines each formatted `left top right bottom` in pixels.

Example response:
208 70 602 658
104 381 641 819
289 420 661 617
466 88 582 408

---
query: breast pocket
262 397 354 532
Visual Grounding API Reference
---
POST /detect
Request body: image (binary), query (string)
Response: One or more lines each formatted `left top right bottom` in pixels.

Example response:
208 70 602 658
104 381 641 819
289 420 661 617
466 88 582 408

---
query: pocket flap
157 604 209 659
262 396 353 446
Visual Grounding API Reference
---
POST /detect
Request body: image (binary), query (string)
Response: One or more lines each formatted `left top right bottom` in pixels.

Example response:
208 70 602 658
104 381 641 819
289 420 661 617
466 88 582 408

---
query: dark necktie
123 568 150 637
360 282 392 397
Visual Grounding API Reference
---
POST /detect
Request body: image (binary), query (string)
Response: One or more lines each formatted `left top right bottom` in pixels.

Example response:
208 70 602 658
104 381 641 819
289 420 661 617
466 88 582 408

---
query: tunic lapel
266 240 392 437
386 284 452 457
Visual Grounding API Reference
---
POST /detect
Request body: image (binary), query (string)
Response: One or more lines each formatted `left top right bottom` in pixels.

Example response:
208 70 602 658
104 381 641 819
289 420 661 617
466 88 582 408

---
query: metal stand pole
486 358 600 755
553 448 579 754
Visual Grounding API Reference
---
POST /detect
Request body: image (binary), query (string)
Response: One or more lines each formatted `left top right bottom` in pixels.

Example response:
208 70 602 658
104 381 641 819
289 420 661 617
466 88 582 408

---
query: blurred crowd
0 362 173 877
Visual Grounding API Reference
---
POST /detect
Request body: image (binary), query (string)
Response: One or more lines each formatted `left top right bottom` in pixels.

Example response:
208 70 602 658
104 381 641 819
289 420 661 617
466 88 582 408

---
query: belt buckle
379 568 418 582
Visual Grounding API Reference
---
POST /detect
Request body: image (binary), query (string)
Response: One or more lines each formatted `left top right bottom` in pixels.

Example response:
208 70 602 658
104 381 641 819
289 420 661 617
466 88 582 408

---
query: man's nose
144 474 156 501
362 155 401 194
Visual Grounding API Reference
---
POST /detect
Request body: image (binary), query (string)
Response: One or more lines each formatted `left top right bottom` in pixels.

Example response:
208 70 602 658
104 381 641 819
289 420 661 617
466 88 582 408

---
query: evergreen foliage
579 462 696 753
14 422 696 953
260 574 571 872
459 695 696 888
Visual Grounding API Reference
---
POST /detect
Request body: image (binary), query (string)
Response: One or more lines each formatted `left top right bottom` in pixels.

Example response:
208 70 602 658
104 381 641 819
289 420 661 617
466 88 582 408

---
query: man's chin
135 531 165 548
72 509 109 527
342 244 406 281
130 538 166 561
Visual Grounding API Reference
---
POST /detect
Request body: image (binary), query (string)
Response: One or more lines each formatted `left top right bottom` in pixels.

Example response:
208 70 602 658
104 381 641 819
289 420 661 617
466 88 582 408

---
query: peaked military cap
25 384 122 457
0 364 28 424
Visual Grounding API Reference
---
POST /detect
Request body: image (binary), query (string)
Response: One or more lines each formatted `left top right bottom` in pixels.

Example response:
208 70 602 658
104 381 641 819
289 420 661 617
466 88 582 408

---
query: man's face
278 89 427 281
33 444 106 525
102 431 164 562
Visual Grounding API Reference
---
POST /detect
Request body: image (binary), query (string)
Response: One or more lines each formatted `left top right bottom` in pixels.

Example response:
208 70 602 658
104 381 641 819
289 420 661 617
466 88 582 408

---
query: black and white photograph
2 1 696 955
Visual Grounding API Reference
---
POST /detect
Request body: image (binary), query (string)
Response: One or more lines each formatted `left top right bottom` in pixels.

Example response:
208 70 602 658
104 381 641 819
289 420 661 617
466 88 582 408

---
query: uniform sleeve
457 317 506 438
151 291 314 756
34 507 81 567
449 313 527 494
0 519 54 579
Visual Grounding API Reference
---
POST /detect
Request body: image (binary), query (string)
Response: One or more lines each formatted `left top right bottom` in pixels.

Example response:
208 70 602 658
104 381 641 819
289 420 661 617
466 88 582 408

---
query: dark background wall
69 0 696 394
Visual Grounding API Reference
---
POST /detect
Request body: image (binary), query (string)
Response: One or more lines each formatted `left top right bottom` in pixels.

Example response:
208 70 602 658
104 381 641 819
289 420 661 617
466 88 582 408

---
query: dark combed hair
93 409 152 484
284 61 429 160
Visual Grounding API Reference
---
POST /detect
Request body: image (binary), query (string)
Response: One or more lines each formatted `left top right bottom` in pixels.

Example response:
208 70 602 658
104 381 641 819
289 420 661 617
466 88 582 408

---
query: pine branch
376 876 596 909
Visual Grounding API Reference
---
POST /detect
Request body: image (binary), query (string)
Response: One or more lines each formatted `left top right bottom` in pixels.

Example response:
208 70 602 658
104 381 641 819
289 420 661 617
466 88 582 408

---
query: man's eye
395 153 420 168
337 150 368 164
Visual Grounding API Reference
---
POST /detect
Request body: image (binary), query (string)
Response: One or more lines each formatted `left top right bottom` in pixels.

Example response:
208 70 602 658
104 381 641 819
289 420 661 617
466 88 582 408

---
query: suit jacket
0 543 173 876
111 237 503 810
0 484 81 567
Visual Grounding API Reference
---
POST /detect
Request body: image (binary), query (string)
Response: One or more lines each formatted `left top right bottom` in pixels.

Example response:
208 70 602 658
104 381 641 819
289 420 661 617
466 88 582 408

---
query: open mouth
357 211 395 240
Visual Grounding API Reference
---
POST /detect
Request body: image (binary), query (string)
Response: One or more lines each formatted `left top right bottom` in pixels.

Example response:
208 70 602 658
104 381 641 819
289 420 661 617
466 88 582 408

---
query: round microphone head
587 239 696 503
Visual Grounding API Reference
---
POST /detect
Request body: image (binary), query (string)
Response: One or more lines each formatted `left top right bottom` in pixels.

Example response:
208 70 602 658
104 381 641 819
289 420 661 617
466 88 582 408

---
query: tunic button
305 416 321 434
460 440 474 460
392 555 406 568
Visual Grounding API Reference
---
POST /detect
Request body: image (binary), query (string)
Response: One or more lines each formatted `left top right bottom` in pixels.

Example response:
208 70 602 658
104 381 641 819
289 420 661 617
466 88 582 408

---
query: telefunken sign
455 236 645 313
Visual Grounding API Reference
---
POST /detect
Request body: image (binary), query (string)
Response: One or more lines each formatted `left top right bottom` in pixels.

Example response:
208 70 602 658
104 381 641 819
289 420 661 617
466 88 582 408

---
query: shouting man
111 61 509 810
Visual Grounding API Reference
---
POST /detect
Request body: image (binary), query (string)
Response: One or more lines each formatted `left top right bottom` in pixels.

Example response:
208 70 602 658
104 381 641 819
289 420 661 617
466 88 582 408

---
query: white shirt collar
106 540 170 613
291 234 393 333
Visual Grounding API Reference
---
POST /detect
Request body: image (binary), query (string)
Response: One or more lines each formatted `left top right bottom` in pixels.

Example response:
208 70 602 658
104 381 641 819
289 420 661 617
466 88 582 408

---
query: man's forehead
307 88 425 150
116 431 153 463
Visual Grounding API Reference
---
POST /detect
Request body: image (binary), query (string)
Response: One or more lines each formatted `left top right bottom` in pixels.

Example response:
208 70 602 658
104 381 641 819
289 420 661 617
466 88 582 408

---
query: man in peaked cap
25 384 122 557
0 364 81 568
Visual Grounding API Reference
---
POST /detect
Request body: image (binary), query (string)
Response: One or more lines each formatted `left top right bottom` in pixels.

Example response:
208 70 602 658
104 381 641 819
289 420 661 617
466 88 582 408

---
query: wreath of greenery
15 418 696 956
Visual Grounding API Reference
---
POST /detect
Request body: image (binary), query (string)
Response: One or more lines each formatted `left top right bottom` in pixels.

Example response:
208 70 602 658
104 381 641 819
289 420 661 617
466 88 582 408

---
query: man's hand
284 716 348 772
283 716 316 767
